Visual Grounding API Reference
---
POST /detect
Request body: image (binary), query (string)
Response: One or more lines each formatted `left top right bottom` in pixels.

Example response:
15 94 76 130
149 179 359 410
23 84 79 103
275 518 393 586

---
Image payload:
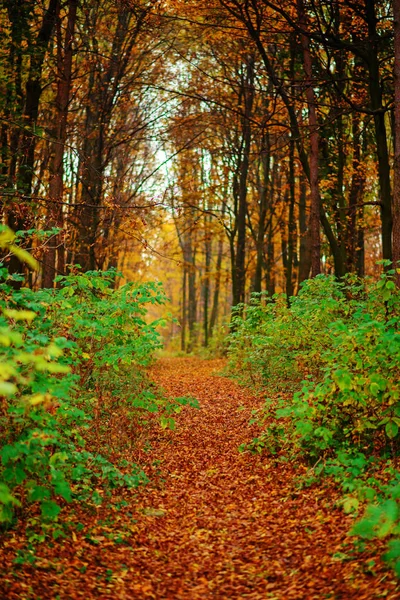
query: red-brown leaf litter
1 358 399 599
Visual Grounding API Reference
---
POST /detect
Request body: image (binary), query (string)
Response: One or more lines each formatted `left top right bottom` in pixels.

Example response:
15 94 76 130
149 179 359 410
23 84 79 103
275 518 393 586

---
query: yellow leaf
3 309 37 322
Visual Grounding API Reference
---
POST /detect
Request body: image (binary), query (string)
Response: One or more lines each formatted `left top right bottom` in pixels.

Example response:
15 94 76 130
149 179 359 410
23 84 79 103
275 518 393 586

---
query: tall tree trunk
209 230 224 338
333 109 348 278
298 172 311 284
4 0 58 281
209 198 227 338
365 0 392 262
394 0 400 284
253 133 270 294
181 267 187 352
286 137 296 298
74 5 147 271
229 233 236 308
203 220 211 347
187 245 197 352
347 114 366 272
233 54 255 306
298 0 321 277
236 4 343 276
75 81 103 271
175 201 197 353
42 0 77 287
265 218 275 297
19 0 59 193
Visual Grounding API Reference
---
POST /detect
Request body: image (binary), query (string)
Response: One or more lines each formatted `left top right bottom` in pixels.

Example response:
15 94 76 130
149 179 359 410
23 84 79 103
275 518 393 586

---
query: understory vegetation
0 226 198 547
228 269 400 575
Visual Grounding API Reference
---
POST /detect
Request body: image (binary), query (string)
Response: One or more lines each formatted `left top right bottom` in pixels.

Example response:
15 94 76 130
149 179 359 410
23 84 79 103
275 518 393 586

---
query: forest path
110 357 398 599
2 358 399 599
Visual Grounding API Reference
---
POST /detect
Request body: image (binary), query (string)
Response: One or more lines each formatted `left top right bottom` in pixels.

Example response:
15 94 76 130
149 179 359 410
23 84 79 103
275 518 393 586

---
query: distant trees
0 0 166 283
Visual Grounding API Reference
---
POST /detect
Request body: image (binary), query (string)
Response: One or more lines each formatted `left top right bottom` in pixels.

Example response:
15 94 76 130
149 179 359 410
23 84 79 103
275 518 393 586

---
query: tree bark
19 0 59 194
42 0 77 287
253 132 270 294
233 54 255 306
3 0 58 281
209 197 227 338
394 0 400 284
298 172 311 284
365 0 392 262
298 0 321 277
74 5 148 271
286 137 296 297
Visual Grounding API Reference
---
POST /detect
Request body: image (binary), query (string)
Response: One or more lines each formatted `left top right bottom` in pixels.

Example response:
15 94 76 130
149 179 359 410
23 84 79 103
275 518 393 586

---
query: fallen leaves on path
1 357 399 599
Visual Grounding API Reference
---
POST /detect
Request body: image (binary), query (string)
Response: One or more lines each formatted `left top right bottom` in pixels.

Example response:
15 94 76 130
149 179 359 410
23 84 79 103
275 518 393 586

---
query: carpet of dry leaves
1 357 399 599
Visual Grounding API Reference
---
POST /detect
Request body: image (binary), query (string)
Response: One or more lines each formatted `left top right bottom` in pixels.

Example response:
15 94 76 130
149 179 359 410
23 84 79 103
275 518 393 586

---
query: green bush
230 269 400 574
229 276 348 391
231 272 400 458
0 226 174 535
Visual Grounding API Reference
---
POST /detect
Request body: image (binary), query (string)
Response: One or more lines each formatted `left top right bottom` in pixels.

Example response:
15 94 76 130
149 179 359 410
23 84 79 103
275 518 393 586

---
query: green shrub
228 276 348 391
0 226 173 534
231 271 400 458
230 269 400 575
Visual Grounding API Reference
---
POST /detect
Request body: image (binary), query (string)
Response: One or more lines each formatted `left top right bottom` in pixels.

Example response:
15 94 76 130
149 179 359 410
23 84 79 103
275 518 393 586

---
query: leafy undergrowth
228 272 400 575
1 358 399 599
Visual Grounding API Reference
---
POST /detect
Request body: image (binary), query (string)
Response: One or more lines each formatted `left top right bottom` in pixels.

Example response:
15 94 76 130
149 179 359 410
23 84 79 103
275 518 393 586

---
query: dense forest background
1 0 400 350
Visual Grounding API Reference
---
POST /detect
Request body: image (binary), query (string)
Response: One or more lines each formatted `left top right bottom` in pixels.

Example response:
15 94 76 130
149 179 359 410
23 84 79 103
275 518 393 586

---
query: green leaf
370 382 380 397
0 503 14 522
53 480 72 502
385 420 399 439
1 445 21 464
30 486 51 502
0 483 21 506
351 518 375 540
160 416 175 430
0 226 15 247
37 363 70 374
41 500 61 519
335 370 352 391
384 539 400 562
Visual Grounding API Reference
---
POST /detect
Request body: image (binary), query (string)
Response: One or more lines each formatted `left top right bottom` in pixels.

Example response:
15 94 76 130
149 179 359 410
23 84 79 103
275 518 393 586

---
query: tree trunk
298 0 321 277
286 137 296 298
237 4 345 276
233 54 255 306
42 0 77 287
298 172 311 284
74 5 146 271
394 0 400 284
19 0 59 194
4 0 58 281
209 229 224 338
253 133 270 294
347 114 366 272
209 197 227 338
365 0 392 262
181 267 187 352
187 246 197 352
265 218 275 297
203 216 211 347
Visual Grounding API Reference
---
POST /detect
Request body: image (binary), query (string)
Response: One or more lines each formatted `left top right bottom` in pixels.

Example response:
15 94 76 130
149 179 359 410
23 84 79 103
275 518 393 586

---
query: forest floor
1 357 400 599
